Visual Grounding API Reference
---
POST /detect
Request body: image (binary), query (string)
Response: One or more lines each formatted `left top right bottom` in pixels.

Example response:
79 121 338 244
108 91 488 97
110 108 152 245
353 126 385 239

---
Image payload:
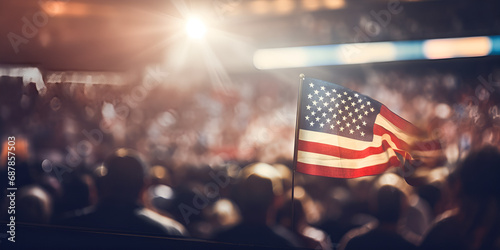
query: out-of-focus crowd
1 64 500 249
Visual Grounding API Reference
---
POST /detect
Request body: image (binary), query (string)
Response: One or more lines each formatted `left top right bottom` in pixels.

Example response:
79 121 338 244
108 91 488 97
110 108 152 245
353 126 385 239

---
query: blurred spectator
276 195 333 250
213 162 296 248
419 146 500 250
338 185 416 250
59 148 186 237
16 185 53 224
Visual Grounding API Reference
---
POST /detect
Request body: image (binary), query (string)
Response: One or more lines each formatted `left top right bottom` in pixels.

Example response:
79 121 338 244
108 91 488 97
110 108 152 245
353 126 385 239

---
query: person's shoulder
338 221 377 250
420 210 462 250
136 208 187 237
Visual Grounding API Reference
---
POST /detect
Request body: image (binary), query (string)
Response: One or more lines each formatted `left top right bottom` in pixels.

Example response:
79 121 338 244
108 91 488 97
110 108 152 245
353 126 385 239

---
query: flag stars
342 116 347 121
325 92 331 97
349 129 354 134
338 110 343 114
343 92 348 95
364 111 369 115
340 127 345 132
330 97 336 102
323 102 329 107
346 123 351 127
337 94 342 98
344 106 349 111
326 118 331 123
314 90 319 95
354 93 359 97
309 83 314 88
320 123 325 128
360 104 365 109
315 117 320 122
320 86 325 90
355 108 359 113
308 94 313 99
358 114 363 119
336 120 341 125
306 105 311 110
333 114 337 119
330 124 335 129
317 107 322 111
352 118 357 123
356 125 361 130
341 99 346 104
333 89 337 93
348 112 353 117
335 103 340 108
351 102 356 107
328 107 334 112
322 112 327 117
305 116 310 120
358 99 363 103
370 108 375 112
360 131 365 137
312 101 318 106
367 101 371 106
348 96 352 101
362 121 367 126
311 111 316 116
310 121 314 126
319 96 324 101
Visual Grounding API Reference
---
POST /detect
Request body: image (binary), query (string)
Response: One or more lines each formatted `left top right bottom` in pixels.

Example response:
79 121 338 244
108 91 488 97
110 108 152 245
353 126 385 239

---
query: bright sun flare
185 17 207 39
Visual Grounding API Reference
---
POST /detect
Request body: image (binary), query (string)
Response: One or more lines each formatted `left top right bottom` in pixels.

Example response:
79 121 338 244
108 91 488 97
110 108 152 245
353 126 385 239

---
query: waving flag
293 76 443 178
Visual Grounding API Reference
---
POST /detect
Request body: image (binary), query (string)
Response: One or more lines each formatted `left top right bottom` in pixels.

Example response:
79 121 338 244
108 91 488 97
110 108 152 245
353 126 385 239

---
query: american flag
294 77 443 178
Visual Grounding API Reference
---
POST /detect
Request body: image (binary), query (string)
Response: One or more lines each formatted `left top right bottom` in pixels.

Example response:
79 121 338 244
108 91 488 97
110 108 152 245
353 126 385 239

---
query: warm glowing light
435 103 451 119
185 18 207 39
95 165 108 177
274 0 295 14
423 36 492 59
151 165 166 179
324 0 345 9
302 0 321 11
340 42 397 64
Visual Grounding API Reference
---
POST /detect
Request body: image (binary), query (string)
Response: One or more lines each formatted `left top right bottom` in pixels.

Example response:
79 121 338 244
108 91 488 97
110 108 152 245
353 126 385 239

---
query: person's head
417 183 442 216
456 146 500 202
277 197 305 231
98 148 147 203
375 185 406 224
17 185 52 224
232 162 283 223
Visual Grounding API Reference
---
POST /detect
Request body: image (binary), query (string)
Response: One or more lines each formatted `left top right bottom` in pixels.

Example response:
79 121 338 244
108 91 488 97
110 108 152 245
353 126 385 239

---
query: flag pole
291 73 305 232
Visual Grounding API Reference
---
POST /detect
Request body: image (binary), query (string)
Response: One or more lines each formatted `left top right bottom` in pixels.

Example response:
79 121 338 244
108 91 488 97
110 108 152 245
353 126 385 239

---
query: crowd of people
0 63 500 249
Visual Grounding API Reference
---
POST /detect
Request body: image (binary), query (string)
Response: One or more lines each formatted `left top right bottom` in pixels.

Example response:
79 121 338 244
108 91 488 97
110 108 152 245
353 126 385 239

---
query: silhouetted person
61 148 185 237
420 146 500 250
214 162 296 248
339 185 416 250
16 185 52 224
276 196 333 249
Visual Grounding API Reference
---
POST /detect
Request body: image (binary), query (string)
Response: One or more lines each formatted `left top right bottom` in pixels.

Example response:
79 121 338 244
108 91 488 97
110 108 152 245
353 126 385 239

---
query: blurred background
1 0 500 248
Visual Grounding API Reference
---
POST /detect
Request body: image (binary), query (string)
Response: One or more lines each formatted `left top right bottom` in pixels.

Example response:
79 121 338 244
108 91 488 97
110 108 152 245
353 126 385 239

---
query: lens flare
185 17 207 39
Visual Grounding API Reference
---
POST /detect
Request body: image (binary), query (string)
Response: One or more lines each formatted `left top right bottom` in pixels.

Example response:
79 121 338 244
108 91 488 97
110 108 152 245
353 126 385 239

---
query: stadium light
185 17 207 39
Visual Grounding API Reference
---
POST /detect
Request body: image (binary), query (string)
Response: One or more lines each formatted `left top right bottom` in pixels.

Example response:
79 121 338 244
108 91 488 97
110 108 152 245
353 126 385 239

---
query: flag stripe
297 149 399 169
375 114 417 145
296 161 396 178
379 105 420 136
298 136 409 160
378 110 443 152
299 129 402 152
